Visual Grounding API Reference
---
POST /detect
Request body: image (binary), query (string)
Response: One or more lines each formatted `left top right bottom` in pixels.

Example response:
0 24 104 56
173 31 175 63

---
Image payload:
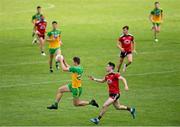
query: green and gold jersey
150 8 163 23
47 29 61 48
69 66 83 88
32 13 43 23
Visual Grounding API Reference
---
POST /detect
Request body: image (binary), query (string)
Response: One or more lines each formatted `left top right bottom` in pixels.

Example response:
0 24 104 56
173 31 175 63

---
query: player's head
106 62 115 72
154 2 160 8
37 6 41 13
52 21 58 29
122 25 129 35
73 57 80 66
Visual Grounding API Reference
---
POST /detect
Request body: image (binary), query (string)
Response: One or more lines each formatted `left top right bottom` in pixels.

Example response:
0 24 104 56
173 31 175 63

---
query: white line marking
0 70 179 88
0 3 55 15
0 50 177 67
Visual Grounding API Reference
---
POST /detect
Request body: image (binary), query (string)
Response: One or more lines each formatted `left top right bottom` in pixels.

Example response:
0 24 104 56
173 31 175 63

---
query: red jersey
35 21 47 35
105 73 121 94
118 34 134 52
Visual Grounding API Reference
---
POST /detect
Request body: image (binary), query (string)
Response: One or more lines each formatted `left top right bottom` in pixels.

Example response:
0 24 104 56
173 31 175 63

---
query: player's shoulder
128 33 134 37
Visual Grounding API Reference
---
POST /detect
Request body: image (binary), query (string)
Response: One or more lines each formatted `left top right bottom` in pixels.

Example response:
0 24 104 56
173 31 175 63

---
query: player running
89 62 136 125
32 6 44 44
117 26 136 72
47 56 99 109
34 16 47 56
46 21 62 73
149 2 163 42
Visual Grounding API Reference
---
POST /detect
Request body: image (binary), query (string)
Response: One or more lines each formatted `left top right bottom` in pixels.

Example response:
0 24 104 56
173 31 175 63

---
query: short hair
155 1 159 5
123 25 129 30
108 62 115 70
37 6 41 9
73 57 80 64
52 21 57 24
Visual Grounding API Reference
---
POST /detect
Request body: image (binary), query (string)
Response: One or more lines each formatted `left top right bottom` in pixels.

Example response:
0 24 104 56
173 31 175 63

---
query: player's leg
123 53 132 72
113 100 136 119
90 97 114 124
32 28 38 44
47 84 71 109
39 36 46 56
54 48 61 70
117 52 125 72
72 87 99 107
49 51 54 73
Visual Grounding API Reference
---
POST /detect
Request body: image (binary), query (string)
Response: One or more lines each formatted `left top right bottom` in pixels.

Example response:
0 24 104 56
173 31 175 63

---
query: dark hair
108 62 115 69
37 6 41 9
123 25 129 30
73 57 80 64
52 21 57 24
155 1 159 5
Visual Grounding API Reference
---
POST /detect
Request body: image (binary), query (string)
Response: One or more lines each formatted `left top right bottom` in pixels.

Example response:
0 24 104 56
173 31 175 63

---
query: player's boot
32 38 37 45
90 118 99 124
47 104 58 110
50 67 53 73
123 64 127 72
41 51 46 56
154 38 158 42
89 99 99 108
130 107 136 119
56 62 60 70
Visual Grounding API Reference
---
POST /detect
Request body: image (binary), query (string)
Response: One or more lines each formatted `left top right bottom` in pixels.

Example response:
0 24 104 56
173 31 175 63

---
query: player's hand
88 76 94 81
121 48 125 52
125 86 129 91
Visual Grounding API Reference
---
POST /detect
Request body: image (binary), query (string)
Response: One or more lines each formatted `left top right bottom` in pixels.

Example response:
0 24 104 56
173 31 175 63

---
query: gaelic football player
117 26 136 72
46 21 62 72
89 62 136 124
47 56 99 109
149 2 163 42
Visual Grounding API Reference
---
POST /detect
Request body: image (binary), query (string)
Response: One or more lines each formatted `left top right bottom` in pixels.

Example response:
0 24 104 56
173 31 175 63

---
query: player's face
155 3 160 9
37 8 41 13
52 23 58 29
122 28 128 35
106 65 112 72
73 61 78 66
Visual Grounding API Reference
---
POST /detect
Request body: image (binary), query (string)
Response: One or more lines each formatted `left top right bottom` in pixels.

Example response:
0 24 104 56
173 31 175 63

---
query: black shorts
109 93 120 101
120 51 132 58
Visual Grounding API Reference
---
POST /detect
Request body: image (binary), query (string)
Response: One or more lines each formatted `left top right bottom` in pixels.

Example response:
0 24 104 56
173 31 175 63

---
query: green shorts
49 47 60 55
152 22 161 26
67 84 82 98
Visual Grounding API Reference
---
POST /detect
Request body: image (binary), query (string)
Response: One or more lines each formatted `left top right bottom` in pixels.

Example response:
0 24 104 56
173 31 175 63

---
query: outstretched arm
60 57 70 72
119 76 129 91
89 76 106 83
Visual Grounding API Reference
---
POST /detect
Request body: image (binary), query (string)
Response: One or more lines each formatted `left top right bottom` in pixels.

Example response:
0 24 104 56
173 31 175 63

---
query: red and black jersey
118 34 134 52
105 72 121 94
35 21 47 35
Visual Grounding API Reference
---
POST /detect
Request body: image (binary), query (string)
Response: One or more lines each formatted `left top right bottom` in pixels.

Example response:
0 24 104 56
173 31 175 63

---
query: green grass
0 0 180 126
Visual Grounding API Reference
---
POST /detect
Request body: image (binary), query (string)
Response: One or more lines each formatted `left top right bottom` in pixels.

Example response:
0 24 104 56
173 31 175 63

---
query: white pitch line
0 69 179 89
0 50 177 67
0 3 55 15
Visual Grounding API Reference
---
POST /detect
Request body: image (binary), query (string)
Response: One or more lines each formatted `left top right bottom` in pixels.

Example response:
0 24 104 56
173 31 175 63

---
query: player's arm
46 36 55 42
117 39 124 52
118 76 129 91
89 76 106 83
132 40 137 53
149 14 153 22
59 57 70 72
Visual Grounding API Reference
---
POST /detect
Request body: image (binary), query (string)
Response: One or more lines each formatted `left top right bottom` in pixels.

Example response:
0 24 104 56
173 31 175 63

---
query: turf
0 0 180 126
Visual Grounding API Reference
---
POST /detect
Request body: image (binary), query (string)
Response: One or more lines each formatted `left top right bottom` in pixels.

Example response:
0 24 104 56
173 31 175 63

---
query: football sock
98 116 102 120
127 106 131 111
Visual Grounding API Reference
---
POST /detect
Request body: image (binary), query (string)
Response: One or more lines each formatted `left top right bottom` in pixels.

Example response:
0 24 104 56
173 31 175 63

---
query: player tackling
47 56 99 109
89 62 136 124
117 26 136 72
